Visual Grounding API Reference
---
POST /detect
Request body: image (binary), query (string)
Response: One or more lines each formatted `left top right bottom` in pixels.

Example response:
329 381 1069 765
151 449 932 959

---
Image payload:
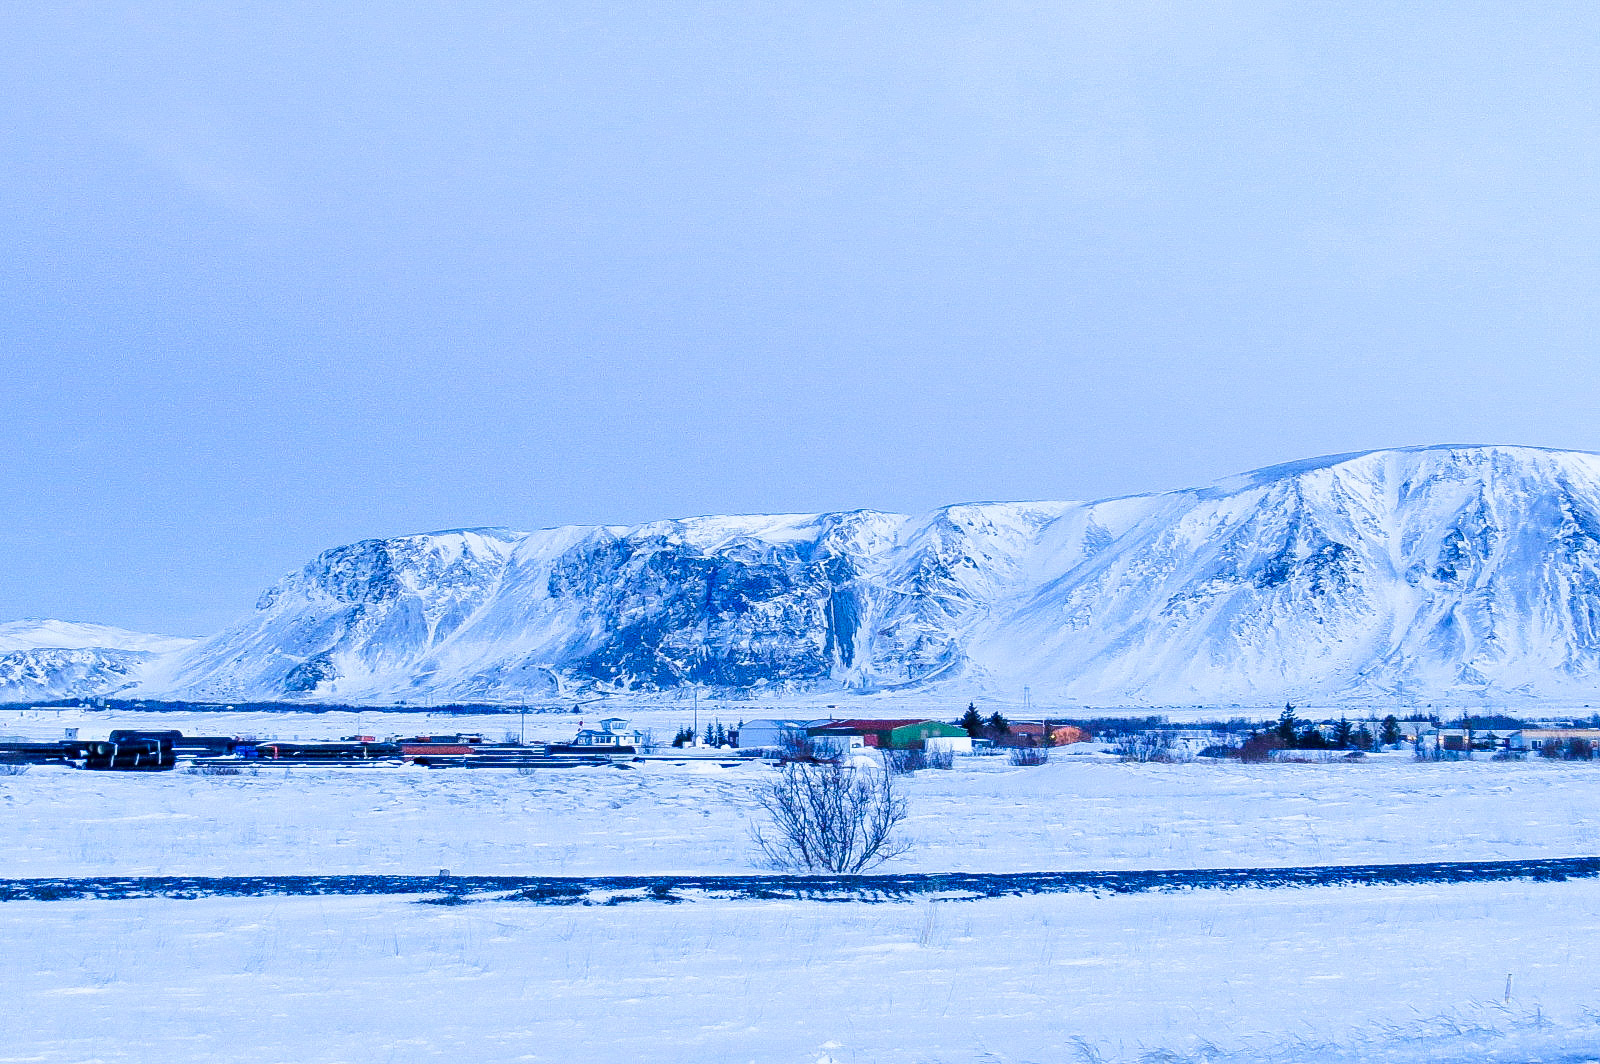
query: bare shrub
924 747 954 770
187 765 244 776
0 764 27 776
1237 734 1284 763
1114 732 1176 763
752 761 910 873
1008 746 1048 767
883 748 927 775
778 732 821 762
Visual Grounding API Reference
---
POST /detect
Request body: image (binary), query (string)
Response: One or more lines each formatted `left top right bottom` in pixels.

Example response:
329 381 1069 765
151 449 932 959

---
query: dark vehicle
396 734 486 757
111 730 236 757
544 742 638 756
414 754 615 768
409 742 616 768
0 741 79 766
251 742 401 761
1 734 179 770
109 729 183 744
80 737 174 771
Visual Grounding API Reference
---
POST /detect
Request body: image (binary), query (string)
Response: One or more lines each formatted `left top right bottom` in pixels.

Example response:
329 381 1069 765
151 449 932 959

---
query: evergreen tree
959 704 985 739
1380 715 1402 747
1275 704 1300 747
986 712 1010 738
1353 725 1374 751
1334 716 1353 749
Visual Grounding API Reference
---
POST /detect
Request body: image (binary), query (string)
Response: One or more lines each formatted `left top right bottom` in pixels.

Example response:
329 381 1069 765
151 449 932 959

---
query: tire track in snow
2 856 1598 904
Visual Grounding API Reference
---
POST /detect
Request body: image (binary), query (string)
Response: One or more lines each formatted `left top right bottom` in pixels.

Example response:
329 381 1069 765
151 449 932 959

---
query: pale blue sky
4 2 1600 635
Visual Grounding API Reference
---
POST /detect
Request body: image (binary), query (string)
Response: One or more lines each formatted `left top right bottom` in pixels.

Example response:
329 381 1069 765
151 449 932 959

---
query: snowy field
4 882 1600 1063
6 707 1600 1061
2 745 1600 878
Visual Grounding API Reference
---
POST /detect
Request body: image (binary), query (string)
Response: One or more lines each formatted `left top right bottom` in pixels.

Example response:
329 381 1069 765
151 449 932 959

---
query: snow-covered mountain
114 445 1600 708
0 621 196 703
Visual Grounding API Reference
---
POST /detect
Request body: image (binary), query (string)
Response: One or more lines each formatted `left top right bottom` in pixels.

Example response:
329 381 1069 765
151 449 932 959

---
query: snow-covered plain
4 705 1600 877
4 751 1600 879
4 883 1600 1063
6 707 1600 1061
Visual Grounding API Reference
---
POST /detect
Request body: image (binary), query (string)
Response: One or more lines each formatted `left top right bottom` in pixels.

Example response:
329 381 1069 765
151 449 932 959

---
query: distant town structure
737 718 814 751
1008 722 1088 746
564 717 641 749
1511 728 1600 753
806 719 967 751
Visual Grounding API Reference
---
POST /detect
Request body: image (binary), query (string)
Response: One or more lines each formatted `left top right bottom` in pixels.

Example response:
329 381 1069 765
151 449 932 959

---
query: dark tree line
958 704 1010 741
1269 704 1402 751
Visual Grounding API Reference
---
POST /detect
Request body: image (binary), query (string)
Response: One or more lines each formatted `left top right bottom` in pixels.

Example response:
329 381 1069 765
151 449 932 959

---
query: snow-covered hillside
119 444 1600 707
0 621 195 703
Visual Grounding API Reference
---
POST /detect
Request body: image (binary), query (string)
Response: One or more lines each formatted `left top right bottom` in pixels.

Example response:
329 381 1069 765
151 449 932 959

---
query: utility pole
693 686 699 744
519 700 526 745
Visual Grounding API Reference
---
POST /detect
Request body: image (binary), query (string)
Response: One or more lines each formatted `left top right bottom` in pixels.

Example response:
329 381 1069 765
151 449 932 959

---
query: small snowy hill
120 444 1600 708
0 620 194 656
0 621 196 703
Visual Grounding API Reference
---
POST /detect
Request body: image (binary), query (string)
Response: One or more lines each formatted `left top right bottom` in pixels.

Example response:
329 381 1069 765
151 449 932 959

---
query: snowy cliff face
136 445 1600 706
0 622 196 703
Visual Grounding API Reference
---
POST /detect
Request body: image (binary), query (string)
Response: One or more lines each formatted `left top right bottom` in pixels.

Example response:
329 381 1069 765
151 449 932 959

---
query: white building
737 719 812 750
565 717 641 749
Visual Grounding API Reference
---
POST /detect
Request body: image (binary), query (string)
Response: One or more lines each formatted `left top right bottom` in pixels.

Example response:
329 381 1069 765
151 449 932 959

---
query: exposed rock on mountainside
118 445 1600 707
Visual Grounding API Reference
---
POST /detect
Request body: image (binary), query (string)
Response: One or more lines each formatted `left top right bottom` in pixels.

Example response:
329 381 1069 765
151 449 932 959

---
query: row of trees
1273 704 1404 750
958 704 1010 740
670 721 738 748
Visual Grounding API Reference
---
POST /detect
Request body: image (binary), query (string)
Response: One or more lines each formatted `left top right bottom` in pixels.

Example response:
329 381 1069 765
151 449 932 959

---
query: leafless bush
751 760 911 873
924 747 954 770
883 748 927 775
187 765 244 776
1237 734 1285 762
0 764 27 776
778 732 822 762
1537 738 1596 760
1008 746 1048 767
1114 732 1177 763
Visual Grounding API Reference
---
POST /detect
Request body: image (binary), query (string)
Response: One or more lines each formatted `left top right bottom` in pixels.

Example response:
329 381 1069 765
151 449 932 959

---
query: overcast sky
4 2 1600 635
